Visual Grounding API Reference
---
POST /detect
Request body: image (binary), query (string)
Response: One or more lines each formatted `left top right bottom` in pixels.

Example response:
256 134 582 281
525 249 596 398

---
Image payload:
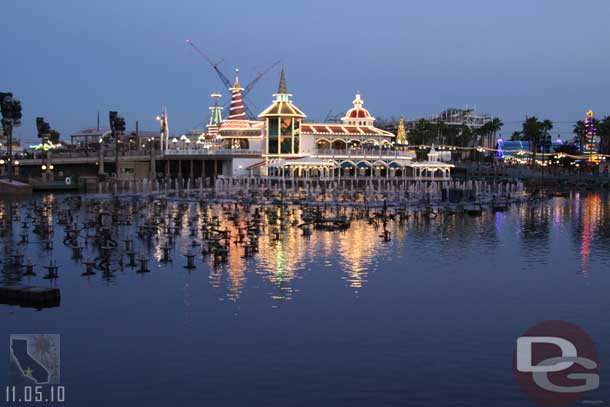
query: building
428 107 491 129
164 69 453 180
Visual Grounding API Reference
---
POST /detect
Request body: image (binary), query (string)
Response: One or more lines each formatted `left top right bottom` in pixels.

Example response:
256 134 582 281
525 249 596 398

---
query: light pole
109 111 126 178
148 137 156 179
0 92 22 181
156 111 168 155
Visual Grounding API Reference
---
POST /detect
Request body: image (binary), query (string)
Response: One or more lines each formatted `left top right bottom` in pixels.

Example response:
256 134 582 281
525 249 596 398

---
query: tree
396 116 407 145
511 131 522 141
598 116 610 155
408 119 434 145
435 120 447 145
522 116 551 167
540 119 553 166
36 117 61 145
489 117 504 148
457 125 474 147
573 120 587 152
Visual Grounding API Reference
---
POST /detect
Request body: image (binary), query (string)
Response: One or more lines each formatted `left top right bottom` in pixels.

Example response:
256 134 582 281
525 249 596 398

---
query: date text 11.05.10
6 386 65 403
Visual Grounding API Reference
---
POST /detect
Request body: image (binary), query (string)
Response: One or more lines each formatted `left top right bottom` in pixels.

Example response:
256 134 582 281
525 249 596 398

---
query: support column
98 142 105 176
189 159 194 179
202 159 207 184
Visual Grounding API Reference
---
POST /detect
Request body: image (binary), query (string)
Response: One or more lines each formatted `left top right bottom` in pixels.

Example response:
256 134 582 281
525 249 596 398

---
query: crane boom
186 39 280 120
243 60 281 97
186 40 232 89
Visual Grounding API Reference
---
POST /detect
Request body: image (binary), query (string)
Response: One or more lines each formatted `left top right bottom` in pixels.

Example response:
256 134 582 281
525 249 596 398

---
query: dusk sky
3 0 610 144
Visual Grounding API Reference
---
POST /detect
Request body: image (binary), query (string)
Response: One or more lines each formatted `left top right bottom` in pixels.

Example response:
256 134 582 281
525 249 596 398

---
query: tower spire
277 67 288 94
206 92 223 139
228 68 246 120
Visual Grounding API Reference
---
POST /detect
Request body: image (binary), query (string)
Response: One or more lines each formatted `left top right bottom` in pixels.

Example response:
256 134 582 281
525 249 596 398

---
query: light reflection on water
2 192 610 295
3 192 610 406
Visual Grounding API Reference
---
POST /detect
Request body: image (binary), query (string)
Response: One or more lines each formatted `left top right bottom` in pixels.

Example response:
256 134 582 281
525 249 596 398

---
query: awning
408 160 455 169
282 157 337 167
246 161 267 170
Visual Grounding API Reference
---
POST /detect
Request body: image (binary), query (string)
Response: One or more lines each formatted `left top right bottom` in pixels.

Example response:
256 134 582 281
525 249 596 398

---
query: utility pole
0 92 22 181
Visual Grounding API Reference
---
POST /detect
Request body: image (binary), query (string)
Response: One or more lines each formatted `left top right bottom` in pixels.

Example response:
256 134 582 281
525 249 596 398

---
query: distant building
428 107 491 129
163 69 454 179
496 136 567 160
69 127 160 150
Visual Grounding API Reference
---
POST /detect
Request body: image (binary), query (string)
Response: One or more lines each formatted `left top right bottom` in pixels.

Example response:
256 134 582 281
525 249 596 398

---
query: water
2 192 610 406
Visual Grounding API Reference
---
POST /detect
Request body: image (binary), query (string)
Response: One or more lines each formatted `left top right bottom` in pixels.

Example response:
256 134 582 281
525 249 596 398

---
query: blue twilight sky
2 0 610 145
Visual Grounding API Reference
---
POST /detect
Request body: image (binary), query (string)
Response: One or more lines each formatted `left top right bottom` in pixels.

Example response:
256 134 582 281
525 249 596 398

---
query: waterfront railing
163 148 264 156
312 149 414 159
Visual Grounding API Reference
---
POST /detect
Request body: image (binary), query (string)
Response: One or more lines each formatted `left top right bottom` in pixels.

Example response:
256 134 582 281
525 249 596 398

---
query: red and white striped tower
228 68 247 120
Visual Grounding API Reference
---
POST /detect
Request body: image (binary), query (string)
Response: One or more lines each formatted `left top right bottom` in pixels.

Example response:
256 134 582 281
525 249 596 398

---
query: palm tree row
573 116 610 155
402 117 503 148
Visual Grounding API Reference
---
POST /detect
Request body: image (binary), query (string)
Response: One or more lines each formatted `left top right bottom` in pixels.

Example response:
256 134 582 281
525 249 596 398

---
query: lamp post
109 111 126 178
156 111 169 155
0 92 23 181
148 137 156 179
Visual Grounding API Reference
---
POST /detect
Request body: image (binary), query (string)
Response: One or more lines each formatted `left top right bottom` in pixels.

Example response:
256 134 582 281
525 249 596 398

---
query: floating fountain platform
0 285 61 309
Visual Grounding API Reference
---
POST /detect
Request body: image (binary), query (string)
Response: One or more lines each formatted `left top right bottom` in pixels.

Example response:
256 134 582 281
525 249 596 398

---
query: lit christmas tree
396 116 407 145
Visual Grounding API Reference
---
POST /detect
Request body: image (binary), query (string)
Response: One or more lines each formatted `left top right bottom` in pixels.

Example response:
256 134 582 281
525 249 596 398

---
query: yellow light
49 165 54 170
41 165 47 170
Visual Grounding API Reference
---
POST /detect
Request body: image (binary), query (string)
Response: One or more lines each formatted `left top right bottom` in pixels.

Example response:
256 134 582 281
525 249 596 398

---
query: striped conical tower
228 68 246 120
219 68 254 131
206 92 223 139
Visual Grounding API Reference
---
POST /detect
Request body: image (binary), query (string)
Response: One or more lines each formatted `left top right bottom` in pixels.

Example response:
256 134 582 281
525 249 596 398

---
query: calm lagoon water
2 192 610 406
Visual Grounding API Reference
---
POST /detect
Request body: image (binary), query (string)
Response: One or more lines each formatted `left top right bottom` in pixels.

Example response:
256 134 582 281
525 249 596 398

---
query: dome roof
342 92 374 123
347 108 371 118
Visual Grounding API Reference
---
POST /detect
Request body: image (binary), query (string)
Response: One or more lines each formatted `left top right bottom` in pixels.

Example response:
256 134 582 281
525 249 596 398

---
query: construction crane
243 60 281 97
186 39 280 119
186 40 232 90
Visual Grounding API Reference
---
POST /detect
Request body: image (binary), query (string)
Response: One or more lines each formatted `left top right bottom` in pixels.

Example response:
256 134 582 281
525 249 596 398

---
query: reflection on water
1 192 610 299
4 192 610 407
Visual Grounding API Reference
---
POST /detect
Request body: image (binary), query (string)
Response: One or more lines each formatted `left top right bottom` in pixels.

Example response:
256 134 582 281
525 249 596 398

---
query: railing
16 149 157 160
313 149 415 159
164 148 263 156
234 175 451 182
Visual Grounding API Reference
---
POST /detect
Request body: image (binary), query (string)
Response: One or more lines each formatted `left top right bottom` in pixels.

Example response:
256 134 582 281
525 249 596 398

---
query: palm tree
511 131 522 141
477 122 491 148
435 121 448 145
598 116 610 155
573 120 586 152
522 116 544 167
489 118 504 149
540 119 553 166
